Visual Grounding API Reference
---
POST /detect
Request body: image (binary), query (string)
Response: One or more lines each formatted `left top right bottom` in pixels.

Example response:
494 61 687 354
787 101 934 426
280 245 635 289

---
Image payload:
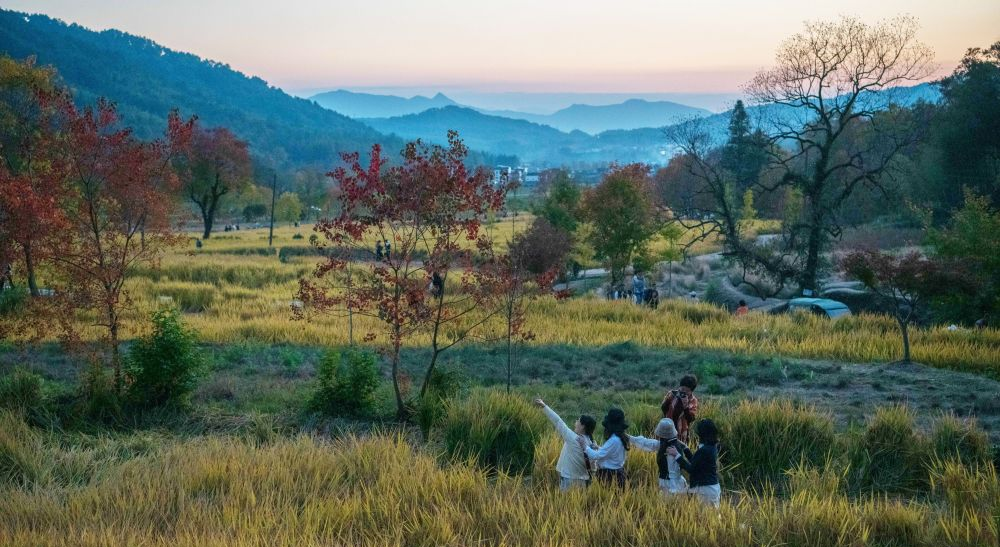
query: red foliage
298 131 511 416
841 249 972 362
43 95 193 387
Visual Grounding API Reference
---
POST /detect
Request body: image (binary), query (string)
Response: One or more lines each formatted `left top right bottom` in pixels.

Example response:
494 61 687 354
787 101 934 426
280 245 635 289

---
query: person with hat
668 419 721 507
629 418 688 496
578 407 630 489
533 398 598 491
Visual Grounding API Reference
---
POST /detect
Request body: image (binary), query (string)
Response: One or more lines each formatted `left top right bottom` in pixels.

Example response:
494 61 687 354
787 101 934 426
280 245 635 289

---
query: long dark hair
695 419 719 445
602 408 630 450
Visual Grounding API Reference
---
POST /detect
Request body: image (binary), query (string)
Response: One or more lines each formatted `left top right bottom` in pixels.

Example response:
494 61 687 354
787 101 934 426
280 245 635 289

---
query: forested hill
0 9 401 168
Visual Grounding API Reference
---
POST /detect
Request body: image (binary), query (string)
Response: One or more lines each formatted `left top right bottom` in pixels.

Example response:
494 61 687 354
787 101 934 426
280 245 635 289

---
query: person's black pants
595 468 626 489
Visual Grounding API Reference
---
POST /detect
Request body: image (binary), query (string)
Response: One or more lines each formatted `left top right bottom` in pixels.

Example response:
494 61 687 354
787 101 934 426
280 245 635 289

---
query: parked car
787 297 852 319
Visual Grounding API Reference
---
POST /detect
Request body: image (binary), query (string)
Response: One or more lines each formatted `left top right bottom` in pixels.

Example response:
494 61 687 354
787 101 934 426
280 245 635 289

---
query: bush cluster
125 309 204 408
308 349 381 417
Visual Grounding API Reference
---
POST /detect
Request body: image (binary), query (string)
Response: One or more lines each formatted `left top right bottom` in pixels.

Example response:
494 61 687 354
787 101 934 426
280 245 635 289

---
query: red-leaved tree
46 96 193 390
172 124 252 239
841 249 970 364
297 131 510 417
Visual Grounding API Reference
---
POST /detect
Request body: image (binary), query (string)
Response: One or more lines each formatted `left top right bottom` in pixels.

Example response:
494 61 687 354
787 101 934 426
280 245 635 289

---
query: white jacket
542 405 595 481
631 435 688 494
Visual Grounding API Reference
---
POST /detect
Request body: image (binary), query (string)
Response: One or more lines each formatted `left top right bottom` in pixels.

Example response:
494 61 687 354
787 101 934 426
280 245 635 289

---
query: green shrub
438 390 546 475
847 405 925 494
720 400 836 491
126 309 204 408
0 286 28 315
80 359 122 423
0 367 44 415
416 364 464 439
930 413 992 467
308 349 381 417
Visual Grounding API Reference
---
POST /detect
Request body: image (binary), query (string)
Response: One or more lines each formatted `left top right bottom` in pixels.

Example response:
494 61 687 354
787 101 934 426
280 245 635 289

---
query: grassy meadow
58 222 999 379
3 220 1000 547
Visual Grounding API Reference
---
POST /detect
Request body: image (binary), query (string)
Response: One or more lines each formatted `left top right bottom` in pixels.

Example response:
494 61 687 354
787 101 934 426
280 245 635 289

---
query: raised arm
535 400 577 444
628 435 659 452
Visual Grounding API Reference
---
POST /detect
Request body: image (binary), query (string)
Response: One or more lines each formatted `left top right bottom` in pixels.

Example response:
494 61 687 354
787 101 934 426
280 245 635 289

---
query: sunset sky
5 0 999 95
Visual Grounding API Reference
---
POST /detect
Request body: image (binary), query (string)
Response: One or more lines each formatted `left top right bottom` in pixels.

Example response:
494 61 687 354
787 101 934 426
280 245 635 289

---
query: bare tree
668 16 935 295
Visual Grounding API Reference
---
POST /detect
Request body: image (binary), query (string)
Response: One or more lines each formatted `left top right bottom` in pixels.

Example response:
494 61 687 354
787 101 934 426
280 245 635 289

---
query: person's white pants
559 477 590 491
688 484 721 507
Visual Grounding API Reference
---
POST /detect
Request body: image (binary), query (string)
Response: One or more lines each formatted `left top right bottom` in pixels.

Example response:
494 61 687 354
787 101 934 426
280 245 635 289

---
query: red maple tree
171 124 252 239
297 131 511 417
841 249 972 364
44 96 193 390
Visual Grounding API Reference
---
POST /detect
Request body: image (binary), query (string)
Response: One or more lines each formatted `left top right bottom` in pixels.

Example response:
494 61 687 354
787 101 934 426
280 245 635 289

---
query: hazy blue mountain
0 9 401 168
362 106 681 165
310 89 458 118
362 106 590 163
483 99 711 134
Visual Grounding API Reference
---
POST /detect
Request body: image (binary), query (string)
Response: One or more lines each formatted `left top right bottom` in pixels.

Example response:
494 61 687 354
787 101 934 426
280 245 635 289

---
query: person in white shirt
534 398 597 491
578 407 630 489
629 418 688 496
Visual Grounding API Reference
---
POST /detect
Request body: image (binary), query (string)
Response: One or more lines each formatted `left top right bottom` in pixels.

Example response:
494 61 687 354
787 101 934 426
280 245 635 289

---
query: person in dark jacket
668 418 720 507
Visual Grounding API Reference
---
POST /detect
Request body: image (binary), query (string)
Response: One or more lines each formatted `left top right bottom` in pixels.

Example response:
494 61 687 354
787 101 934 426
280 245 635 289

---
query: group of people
534 374 721 507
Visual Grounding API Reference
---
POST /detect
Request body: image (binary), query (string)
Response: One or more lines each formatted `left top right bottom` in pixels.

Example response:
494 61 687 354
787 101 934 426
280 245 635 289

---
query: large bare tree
669 16 935 294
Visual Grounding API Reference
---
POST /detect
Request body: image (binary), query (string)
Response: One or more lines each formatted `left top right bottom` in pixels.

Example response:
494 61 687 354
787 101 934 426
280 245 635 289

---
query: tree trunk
506 306 513 394
23 243 39 297
899 319 911 364
201 199 216 240
109 312 122 394
391 338 406 420
801 221 823 293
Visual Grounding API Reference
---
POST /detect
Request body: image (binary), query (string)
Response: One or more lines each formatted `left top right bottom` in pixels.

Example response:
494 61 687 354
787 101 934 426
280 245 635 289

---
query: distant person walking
375 240 383 261
579 408 630 489
735 300 749 317
661 374 699 444
534 398 598 491
632 272 646 305
1 264 13 290
669 419 721 508
384 239 391 259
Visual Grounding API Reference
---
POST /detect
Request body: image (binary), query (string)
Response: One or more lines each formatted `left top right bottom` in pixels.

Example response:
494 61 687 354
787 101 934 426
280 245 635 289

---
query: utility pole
268 171 277 247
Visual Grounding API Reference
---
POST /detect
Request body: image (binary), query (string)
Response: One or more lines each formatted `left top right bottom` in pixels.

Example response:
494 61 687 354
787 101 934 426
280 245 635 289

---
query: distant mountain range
311 89 458 118
0 9 402 168
360 83 942 166
362 106 674 165
311 90 711 135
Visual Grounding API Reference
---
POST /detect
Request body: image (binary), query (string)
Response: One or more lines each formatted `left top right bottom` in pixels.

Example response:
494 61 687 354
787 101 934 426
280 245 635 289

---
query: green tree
657 222 685 297
274 192 303 223
927 191 1000 322
536 170 581 232
928 42 1000 214
581 164 659 287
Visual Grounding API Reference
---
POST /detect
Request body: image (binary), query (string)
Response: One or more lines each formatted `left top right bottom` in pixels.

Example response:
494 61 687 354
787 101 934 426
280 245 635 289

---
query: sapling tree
297 131 511 418
841 250 969 364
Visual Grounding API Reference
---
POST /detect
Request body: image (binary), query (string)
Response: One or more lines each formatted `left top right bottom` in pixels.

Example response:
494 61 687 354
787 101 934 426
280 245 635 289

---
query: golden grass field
62 221 994 379
1 400 997 547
